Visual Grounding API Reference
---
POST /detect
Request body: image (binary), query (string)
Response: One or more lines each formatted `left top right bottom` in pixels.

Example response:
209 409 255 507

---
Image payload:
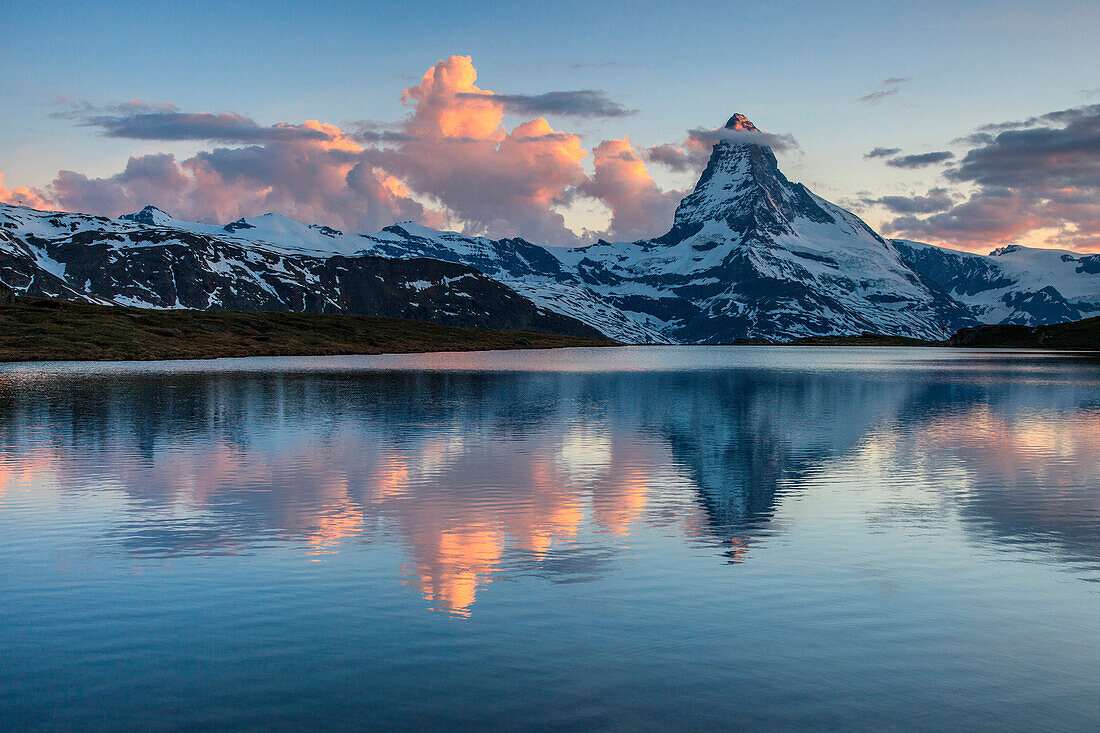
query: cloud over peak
643 121 800 174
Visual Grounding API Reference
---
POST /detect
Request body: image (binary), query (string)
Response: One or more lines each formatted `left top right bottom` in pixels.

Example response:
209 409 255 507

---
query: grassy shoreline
778 318 1098 350
1 291 1095 363
0 296 616 363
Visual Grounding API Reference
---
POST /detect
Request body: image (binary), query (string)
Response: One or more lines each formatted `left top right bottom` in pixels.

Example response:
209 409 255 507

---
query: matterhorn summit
666 113 834 243
558 115 973 342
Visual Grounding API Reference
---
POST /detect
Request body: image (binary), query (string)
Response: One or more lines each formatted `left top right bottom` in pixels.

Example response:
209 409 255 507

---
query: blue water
2 347 1099 731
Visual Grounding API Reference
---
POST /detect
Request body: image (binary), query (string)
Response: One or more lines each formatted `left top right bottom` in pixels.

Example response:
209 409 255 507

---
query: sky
3 0 1099 252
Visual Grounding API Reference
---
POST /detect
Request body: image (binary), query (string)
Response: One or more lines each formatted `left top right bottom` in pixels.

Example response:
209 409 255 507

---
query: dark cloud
953 132 995 146
862 188 956 215
947 104 1100 189
864 147 902 159
857 88 900 104
568 62 620 70
885 151 955 168
857 77 909 104
645 143 698 172
348 121 416 144
883 189 1045 247
457 90 636 118
56 100 333 143
886 103 1100 251
89 112 332 143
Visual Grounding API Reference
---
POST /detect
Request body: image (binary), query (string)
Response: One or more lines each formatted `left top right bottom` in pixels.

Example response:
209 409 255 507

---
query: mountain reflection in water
2 349 1097 619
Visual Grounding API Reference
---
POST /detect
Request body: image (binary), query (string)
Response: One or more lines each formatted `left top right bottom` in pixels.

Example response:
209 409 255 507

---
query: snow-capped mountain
894 240 1100 326
0 205 603 338
3 113 1098 343
557 115 972 342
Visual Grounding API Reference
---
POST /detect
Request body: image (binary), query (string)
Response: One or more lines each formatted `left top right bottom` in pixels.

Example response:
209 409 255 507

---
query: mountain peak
724 114 759 132
661 115 836 242
120 205 174 226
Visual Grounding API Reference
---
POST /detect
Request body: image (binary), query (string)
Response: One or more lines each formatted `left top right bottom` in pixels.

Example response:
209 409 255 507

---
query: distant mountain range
3 114 1098 343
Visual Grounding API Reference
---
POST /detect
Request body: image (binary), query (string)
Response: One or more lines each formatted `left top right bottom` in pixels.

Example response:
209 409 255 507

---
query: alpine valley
3 114 1099 343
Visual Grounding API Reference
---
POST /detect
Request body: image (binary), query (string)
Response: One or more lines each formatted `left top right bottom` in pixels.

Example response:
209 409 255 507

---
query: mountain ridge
3 113 1098 342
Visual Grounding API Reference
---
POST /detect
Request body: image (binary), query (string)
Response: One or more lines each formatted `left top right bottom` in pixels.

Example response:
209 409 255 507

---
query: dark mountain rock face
894 240 1100 326
663 117 836 245
0 207 602 339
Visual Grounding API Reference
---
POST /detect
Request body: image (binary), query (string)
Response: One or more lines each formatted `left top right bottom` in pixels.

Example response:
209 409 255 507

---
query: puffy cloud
6 55 686 244
644 143 699 173
37 125 429 233
0 173 53 209
49 153 190 215
885 103 1100 252
579 139 682 241
380 56 590 243
400 56 503 140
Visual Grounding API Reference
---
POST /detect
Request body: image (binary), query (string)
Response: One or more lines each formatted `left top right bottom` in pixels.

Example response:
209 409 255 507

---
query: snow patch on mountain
894 240 1100 326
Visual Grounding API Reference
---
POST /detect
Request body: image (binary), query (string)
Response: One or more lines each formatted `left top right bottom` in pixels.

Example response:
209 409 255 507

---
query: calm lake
2 347 1099 731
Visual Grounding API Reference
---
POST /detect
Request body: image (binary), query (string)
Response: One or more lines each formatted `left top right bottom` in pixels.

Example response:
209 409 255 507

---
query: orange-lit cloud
580 138 682 241
4 55 683 244
0 173 53 209
380 56 591 243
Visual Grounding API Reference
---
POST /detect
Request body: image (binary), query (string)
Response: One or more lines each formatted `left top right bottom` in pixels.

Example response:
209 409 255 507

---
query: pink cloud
4 55 683 243
580 139 681 241
885 103 1100 252
31 125 431 233
0 173 53 210
380 56 590 243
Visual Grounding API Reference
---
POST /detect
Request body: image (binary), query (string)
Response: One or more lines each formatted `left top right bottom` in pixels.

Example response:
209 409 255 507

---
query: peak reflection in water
1 350 1098 619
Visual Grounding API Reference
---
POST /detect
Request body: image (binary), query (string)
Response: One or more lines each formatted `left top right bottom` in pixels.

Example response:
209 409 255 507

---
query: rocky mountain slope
556 115 973 342
3 113 1098 343
894 240 1100 326
0 205 602 338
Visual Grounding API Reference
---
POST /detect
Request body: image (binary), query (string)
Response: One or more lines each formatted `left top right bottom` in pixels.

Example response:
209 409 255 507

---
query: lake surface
2 347 1099 731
